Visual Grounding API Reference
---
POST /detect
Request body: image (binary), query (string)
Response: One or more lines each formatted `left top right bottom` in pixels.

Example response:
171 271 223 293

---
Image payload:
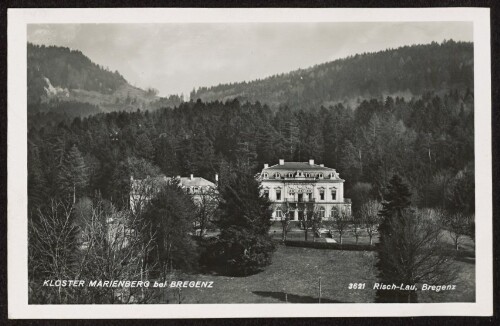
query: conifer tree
214 167 275 275
376 175 455 303
376 174 412 302
58 145 88 203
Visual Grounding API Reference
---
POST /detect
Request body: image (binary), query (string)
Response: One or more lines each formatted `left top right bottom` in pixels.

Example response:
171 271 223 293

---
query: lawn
158 245 378 304
147 241 475 304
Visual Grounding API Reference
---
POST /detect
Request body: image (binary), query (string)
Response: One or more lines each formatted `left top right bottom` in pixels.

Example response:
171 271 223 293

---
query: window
274 173 281 178
263 189 269 198
288 173 293 178
331 207 337 219
262 173 268 179
331 189 337 200
318 173 323 178
319 207 325 219
320 190 325 200
276 189 281 200
275 207 283 218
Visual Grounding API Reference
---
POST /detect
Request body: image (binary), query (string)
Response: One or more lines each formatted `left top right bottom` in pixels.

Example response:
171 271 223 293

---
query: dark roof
132 175 215 188
264 162 335 171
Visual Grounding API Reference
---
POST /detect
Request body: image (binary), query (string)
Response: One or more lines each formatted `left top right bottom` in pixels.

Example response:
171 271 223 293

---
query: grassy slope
167 245 378 304
155 242 475 304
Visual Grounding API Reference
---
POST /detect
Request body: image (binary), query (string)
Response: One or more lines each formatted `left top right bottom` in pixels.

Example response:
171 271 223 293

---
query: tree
58 145 88 203
141 182 199 277
376 208 457 303
194 187 219 238
440 211 472 250
304 203 322 242
278 202 293 242
74 197 158 304
359 199 381 246
212 171 275 275
332 208 350 245
351 215 362 245
376 174 412 302
29 197 159 304
376 175 456 303
28 199 80 303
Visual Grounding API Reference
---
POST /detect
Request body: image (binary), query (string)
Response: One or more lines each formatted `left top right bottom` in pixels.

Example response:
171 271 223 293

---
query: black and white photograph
7 7 493 318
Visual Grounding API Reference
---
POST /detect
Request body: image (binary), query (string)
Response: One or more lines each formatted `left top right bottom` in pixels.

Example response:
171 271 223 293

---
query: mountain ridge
190 40 473 110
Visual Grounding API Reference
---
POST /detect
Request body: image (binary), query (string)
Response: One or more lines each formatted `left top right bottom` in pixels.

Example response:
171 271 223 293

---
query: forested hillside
28 43 127 102
27 43 183 114
191 40 473 110
28 89 474 216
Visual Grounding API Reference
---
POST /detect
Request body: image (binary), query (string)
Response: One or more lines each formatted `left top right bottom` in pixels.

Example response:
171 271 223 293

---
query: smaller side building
130 174 218 212
258 159 351 221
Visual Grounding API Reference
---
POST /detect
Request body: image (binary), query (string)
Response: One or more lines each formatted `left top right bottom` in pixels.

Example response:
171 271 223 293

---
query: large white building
258 159 351 221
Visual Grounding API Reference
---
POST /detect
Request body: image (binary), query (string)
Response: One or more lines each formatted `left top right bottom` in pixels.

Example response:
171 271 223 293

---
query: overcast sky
27 22 473 97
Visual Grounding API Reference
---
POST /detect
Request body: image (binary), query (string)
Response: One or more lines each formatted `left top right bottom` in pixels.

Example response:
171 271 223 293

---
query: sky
27 22 473 97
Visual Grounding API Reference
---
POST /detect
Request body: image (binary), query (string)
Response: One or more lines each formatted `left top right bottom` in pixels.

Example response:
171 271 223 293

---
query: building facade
258 159 351 221
130 174 218 212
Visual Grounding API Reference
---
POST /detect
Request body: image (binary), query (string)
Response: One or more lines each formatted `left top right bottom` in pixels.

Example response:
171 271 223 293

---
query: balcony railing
285 198 316 203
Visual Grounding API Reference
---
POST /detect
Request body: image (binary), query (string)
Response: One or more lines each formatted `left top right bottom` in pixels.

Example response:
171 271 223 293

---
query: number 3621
348 283 366 289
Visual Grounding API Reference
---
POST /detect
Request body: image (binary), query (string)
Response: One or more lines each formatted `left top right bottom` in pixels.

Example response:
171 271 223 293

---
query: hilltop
190 40 473 110
27 43 182 116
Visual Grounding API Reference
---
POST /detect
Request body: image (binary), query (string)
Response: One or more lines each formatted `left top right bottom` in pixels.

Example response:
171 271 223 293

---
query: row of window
275 206 341 218
263 189 337 201
262 172 334 179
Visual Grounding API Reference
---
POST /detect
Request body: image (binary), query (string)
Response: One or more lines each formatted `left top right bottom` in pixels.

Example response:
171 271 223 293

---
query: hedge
284 240 376 251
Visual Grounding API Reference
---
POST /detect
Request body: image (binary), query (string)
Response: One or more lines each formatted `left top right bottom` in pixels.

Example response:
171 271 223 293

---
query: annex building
129 174 217 212
259 159 351 221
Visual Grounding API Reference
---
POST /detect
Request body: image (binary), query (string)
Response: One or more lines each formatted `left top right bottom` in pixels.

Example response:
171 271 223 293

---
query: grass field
153 240 475 304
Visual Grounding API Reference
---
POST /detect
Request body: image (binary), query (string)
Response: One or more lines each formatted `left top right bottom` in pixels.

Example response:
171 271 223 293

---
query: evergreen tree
58 145 88 203
142 182 199 276
376 174 412 302
212 168 275 275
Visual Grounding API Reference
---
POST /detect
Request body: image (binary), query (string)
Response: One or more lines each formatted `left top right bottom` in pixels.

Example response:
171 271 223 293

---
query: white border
7 8 492 318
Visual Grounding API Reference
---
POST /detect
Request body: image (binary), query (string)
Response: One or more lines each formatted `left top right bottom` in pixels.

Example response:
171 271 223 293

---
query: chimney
320 164 324 167
279 159 284 165
264 163 269 169
190 174 194 180
309 159 314 165
215 173 219 183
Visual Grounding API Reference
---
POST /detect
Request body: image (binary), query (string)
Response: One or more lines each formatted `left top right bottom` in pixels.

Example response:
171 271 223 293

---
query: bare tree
28 198 158 304
359 199 381 246
301 202 321 241
28 199 79 304
377 208 457 303
465 214 475 243
278 202 293 242
332 207 350 245
351 215 363 245
439 210 472 251
77 198 158 304
194 186 219 238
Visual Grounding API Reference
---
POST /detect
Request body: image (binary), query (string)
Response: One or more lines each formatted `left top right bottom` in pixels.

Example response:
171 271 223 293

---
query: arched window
275 207 283 218
288 172 294 178
262 173 268 179
319 207 326 219
274 172 281 178
318 173 324 178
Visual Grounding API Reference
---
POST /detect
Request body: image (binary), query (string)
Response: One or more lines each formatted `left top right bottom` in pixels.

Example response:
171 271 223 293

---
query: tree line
28 89 474 216
27 89 475 303
191 40 473 110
